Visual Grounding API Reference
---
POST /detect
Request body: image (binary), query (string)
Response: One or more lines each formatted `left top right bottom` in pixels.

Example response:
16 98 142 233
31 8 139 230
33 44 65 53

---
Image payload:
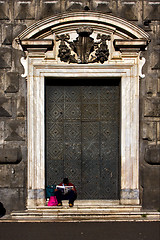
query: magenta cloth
47 196 58 206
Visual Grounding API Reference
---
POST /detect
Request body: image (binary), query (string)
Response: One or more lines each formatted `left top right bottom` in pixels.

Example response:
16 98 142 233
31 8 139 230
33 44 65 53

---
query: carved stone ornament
56 26 111 64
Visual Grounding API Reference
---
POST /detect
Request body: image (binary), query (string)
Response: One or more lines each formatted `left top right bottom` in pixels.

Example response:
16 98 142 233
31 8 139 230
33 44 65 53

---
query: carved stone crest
56 26 111 64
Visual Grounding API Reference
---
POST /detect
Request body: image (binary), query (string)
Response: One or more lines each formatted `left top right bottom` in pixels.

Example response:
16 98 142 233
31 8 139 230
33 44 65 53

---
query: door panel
45 81 120 199
82 122 100 199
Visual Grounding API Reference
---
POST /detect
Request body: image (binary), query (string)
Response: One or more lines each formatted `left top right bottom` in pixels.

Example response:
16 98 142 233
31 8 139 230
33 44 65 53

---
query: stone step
11 201 142 217
46 200 120 206
11 209 142 216
43 200 141 210
9 211 160 222
8 201 160 222
10 208 148 218
33 206 141 212
11 209 159 216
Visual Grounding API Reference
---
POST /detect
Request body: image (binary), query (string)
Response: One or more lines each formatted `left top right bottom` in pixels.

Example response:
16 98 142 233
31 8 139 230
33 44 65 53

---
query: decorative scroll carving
139 57 146 78
21 57 28 78
56 26 111 64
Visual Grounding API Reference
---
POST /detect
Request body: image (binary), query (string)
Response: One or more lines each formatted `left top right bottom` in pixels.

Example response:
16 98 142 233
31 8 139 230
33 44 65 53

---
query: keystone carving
56 26 111 64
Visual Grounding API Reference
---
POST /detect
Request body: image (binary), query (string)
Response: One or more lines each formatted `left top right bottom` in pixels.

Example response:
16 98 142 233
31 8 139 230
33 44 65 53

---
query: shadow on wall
0 202 6 218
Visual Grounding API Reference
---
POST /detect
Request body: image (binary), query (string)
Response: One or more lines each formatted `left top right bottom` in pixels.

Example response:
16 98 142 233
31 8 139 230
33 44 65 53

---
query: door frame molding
26 63 140 208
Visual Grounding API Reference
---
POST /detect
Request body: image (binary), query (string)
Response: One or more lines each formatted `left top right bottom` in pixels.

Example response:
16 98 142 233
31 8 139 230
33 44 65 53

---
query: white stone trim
26 58 140 208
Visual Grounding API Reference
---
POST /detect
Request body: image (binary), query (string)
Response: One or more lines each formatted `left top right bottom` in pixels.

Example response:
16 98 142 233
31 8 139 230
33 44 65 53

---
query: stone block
10 162 27 188
66 1 83 12
2 24 13 45
142 122 156 142
4 72 19 93
0 48 11 69
145 145 160 165
0 2 9 20
141 166 160 188
0 122 4 144
4 120 25 141
0 161 26 188
0 165 12 187
152 51 160 70
142 188 160 210
144 72 160 97
144 97 160 117
140 164 160 209
0 147 22 164
17 97 25 117
144 1 160 21
0 96 12 117
14 0 35 20
96 3 112 13
0 70 5 92
145 75 153 95
120 2 138 21
13 24 27 40
0 188 26 213
40 1 60 18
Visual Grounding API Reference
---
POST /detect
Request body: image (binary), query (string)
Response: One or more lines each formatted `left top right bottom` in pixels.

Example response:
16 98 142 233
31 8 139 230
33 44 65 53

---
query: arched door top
16 12 150 41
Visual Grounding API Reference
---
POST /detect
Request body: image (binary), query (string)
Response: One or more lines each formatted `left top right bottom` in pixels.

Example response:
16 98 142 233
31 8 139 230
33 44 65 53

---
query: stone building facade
0 0 159 213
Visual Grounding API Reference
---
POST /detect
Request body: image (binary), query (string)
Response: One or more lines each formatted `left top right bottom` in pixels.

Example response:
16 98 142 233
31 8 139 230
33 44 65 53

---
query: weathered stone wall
0 0 159 212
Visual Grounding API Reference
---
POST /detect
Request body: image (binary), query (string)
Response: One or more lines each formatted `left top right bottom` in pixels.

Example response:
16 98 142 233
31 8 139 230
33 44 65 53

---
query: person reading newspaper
54 178 77 207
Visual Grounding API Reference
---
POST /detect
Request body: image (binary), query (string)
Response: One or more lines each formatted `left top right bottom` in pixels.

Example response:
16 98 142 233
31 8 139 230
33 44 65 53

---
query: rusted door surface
45 79 120 199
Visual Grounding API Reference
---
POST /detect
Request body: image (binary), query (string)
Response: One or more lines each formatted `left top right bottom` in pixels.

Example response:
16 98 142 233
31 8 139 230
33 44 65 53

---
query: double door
45 79 120 199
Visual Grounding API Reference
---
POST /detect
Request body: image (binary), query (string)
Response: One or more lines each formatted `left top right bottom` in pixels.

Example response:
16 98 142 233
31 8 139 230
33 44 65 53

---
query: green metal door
45 78 120 199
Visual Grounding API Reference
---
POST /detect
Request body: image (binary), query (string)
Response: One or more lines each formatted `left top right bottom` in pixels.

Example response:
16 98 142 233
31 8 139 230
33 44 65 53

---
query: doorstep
1 200 160 222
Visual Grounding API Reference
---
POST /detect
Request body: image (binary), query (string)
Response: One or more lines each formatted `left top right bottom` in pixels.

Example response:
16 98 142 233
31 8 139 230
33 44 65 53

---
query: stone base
120 199 140 205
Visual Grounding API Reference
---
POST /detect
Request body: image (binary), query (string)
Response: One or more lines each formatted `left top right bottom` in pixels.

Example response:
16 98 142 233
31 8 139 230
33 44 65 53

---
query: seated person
54 178 77 207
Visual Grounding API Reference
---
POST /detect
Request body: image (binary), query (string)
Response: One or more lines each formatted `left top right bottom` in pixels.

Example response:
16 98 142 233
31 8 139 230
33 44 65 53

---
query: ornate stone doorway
45 78 120 200
14 12 150 208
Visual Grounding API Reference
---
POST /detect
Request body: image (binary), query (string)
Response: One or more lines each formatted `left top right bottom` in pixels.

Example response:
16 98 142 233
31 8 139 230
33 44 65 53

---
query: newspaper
56 185 73 195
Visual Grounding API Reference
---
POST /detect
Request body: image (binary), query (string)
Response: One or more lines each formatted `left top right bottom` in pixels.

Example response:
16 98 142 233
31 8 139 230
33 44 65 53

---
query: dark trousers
54 190 77 204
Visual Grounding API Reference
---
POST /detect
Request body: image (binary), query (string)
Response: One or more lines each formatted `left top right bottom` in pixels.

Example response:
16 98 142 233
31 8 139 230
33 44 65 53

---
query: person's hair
63 178 69 184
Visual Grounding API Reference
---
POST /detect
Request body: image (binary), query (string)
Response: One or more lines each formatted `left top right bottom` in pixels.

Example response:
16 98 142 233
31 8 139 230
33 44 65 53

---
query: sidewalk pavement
0 221 160 240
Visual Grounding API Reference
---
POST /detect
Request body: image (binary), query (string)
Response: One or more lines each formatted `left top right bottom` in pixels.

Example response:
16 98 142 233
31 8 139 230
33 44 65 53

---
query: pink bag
47 196 58 206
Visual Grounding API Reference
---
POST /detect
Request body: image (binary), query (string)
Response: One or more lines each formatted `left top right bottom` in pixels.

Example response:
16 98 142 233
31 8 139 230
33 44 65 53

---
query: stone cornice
114 39 150 52
20 39 54 53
